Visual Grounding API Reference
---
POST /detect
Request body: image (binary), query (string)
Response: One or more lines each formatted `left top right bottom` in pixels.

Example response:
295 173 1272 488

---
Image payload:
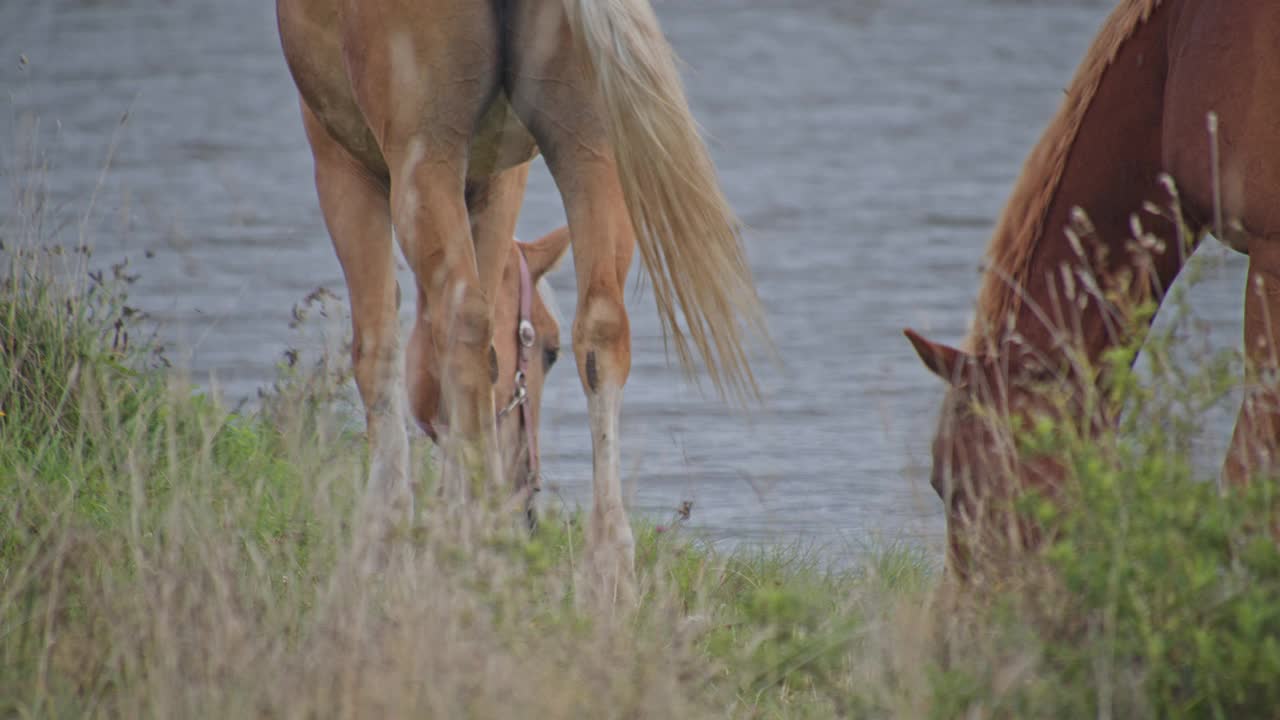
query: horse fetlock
585 529 637 606
366 427 413 525
588 538 635 574
456 440 497 495
590 502 634 548
437 434 495 501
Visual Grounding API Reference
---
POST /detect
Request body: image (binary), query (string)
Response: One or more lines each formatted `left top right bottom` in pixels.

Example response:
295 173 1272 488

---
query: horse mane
969 0 1164 351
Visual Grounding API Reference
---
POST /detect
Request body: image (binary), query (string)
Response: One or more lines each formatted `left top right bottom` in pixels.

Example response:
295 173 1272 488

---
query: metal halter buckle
497 371 529 419
518 319 536 348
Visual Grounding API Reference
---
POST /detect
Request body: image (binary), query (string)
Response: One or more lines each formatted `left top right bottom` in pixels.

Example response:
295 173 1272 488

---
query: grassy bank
3 237 1280 718
0 243 939 718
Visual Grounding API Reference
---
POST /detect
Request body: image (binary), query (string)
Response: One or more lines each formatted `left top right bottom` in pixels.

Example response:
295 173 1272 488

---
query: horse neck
1004 2 1190 371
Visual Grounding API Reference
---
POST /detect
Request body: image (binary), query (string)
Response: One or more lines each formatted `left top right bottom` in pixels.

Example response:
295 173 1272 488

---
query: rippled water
1 0 1249 559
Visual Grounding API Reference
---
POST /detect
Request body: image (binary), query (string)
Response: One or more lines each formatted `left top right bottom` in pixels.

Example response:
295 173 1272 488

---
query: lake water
1 0 1249 560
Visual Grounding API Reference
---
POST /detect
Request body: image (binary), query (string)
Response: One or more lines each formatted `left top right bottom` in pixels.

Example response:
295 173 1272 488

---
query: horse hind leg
505 2 638 605
301 102 412 552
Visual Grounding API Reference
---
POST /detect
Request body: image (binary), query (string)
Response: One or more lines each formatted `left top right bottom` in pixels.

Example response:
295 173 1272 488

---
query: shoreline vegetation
4 191 1280 717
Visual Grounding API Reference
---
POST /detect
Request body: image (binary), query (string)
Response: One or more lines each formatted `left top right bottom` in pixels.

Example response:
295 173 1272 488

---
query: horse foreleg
341 0 505 505
395 157 502 506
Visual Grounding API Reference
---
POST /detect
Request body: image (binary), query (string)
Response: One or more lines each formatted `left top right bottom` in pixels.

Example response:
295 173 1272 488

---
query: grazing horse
904 0 1280 577
276 0 767 597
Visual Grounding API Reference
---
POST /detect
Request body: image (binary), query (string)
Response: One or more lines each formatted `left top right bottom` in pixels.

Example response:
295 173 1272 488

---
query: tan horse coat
277 0 768 599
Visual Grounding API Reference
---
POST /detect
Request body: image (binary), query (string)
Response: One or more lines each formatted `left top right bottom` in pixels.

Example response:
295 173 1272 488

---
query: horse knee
428 281 497 393
431 281 493 349
349 325 398 404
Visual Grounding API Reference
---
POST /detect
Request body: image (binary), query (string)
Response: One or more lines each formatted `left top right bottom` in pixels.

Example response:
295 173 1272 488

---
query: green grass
4 229 1280 717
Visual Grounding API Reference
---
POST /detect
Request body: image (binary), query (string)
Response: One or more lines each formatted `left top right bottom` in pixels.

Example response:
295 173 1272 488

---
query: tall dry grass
0 152 938 716
6 129 1280 719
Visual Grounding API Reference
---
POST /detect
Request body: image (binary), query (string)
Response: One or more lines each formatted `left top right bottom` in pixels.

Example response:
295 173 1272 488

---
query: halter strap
514 248 539 491
415 245 540 495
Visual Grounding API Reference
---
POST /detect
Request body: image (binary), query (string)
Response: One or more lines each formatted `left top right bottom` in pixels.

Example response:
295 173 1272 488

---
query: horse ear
522 226 572 280
903 329 974 387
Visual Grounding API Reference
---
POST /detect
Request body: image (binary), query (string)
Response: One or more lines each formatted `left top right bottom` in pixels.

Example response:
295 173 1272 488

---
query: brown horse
276 0 767 598
904 0 1280 577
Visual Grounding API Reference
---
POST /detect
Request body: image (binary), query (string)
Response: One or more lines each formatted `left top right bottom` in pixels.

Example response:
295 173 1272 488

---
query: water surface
1 0 1248 559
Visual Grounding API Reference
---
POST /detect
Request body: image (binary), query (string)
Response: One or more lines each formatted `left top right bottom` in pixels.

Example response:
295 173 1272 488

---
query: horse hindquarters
277 0 388 180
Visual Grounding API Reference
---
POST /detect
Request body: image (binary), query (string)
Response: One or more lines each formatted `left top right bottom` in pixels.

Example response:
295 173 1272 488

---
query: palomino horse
904 0 1280 577
276 0 766 597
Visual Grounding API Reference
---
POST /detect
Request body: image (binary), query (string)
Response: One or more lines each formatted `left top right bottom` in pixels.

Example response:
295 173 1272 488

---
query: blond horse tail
561 0 771 404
